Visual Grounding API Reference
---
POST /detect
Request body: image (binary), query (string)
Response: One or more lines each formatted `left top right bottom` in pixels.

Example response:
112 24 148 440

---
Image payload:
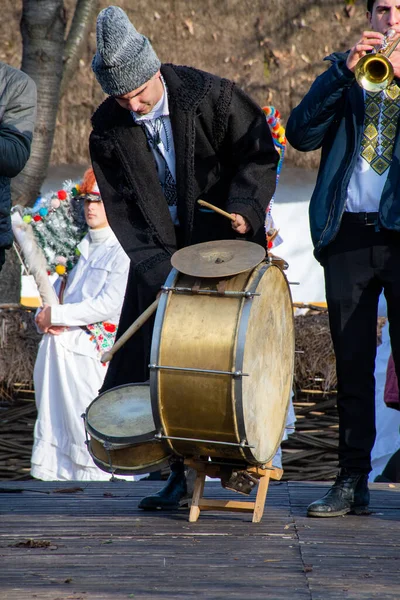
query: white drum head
86 384 156 443
240 265 294 464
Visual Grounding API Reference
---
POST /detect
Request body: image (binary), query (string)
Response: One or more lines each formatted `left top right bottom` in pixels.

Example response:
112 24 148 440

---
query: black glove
0 248 5 272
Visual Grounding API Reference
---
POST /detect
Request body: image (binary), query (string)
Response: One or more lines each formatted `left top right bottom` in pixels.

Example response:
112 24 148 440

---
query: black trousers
321 213 400 473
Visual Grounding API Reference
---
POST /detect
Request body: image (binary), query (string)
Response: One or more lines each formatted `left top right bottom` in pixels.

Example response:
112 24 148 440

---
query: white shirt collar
131 76 169 123
77 228 117 259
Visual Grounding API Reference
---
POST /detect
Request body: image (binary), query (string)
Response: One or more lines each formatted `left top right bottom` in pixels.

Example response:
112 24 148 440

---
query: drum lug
233 371 245 378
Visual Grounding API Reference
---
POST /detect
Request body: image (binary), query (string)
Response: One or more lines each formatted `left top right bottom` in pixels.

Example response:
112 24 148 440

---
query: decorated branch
12 177 88 306
263 105 287 250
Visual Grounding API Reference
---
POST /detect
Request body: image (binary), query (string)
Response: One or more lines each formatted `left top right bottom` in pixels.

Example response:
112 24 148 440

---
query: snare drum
84 383 170 475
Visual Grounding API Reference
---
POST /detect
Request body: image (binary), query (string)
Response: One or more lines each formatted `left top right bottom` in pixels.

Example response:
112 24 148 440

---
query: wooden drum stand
185 458 283 523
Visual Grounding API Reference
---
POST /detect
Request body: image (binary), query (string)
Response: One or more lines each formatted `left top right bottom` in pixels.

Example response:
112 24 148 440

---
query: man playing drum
90 6 279 509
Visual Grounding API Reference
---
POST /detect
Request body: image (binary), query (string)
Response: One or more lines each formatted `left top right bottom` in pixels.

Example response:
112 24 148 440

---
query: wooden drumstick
101 297 160 363
197 199 235 222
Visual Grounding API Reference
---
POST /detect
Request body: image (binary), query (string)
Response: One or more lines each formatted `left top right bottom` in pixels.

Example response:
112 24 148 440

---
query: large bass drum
150 261 295 466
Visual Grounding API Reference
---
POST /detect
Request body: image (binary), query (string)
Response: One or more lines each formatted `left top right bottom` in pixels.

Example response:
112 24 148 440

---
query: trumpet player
286 0 400 518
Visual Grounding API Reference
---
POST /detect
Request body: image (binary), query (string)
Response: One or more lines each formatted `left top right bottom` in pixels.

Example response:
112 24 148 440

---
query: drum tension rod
149 364 249 377
82 414 90 448
103 441 116 476
82 414 117 479
154 431 255 449
161 285 260 298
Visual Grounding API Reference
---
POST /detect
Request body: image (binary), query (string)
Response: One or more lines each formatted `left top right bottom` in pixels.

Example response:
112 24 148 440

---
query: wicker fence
0 309 369 481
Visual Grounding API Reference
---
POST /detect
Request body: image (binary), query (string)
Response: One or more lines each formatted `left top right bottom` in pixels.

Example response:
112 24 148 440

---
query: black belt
342 212 379 225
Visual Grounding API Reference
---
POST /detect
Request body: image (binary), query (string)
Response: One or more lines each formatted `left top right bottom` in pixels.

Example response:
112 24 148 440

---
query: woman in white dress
31 170 130 481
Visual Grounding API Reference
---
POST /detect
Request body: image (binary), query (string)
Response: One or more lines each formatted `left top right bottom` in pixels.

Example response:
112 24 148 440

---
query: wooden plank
198 498 255 512
0 480 307 600
0 480 399 599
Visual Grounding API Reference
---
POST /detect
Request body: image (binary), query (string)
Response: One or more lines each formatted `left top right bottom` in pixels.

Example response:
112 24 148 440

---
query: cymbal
171 240 266 278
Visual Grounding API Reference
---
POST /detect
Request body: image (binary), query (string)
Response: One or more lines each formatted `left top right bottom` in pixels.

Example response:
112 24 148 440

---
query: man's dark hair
367 0 376 12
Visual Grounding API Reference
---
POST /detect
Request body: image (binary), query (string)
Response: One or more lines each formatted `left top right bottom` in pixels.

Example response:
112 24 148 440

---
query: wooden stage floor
0 480 399 600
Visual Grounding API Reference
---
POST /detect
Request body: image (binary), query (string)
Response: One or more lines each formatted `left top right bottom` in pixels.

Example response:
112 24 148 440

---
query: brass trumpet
355 29 400 92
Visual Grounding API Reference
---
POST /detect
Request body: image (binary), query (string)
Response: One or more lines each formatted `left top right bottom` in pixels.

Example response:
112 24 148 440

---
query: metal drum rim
233 262 295 465
233 261 269 463
149 267 182 455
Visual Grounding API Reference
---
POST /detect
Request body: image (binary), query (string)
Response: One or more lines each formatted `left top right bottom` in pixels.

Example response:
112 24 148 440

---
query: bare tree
11 0 98 207
60 0 99 97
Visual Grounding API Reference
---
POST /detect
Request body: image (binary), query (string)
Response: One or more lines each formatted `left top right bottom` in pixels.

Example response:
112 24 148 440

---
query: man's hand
231 213 251 235
47 326 68 336
389 42 400 79
346 30 384 73
35 305 52 333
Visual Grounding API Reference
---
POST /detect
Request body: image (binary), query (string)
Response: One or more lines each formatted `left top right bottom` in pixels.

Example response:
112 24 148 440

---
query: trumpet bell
355 53 394 92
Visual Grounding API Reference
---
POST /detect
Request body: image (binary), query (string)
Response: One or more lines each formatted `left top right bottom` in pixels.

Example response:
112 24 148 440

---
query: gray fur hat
92 6 161 96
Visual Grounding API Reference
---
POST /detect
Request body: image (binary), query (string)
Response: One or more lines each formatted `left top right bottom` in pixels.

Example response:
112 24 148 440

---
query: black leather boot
307 469 370 518
138 461 187 510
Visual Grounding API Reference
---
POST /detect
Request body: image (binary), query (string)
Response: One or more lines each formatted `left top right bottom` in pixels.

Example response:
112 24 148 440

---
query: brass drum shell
88 437 170 475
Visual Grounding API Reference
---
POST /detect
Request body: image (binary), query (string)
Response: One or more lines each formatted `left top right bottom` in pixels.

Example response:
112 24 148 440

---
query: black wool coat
90 63 279 389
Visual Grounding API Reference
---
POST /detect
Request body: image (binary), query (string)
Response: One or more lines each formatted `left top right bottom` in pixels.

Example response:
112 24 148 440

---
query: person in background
0 61 36 271
370 295 400 482
89 6 279 508
286 0 400 517
31 168 130 481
